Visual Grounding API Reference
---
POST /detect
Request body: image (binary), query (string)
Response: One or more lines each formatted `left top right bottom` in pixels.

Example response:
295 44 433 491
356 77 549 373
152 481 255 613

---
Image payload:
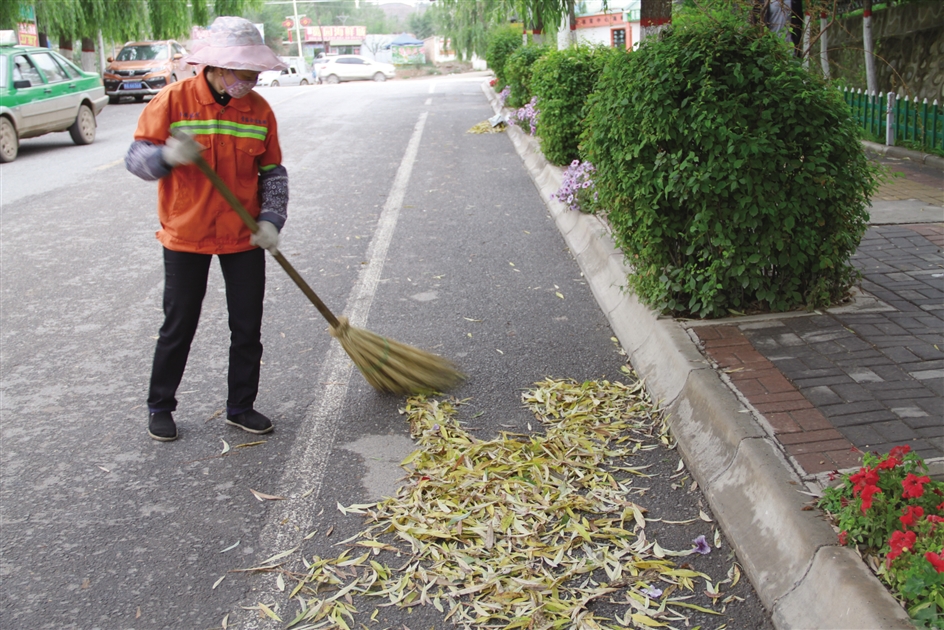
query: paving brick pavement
875 155 944 204
687 160 943 477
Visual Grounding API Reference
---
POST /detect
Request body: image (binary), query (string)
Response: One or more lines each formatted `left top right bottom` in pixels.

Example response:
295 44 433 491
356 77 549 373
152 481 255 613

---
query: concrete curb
484 83 915 629
862 139 944 170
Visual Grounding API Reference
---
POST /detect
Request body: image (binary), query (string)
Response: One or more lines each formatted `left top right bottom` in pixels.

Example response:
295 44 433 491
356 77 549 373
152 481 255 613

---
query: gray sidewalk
486 82 941 629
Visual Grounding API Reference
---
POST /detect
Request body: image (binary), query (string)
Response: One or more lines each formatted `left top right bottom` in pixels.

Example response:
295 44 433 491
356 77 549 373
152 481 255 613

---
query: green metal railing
842 88 944 153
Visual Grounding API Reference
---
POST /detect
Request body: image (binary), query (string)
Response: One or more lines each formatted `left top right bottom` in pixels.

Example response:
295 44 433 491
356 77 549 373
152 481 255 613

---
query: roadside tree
582 9 880 318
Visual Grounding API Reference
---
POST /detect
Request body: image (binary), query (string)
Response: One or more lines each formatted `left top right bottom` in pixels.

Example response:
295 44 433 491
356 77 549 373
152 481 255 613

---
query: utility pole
290 0 303 57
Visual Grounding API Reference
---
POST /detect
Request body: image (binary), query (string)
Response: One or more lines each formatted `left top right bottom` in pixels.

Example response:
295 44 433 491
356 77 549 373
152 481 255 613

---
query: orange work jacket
133 74 282 254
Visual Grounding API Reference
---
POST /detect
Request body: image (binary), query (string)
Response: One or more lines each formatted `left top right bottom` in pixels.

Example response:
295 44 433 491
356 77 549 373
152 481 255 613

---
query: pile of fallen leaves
467 120 507 134
269 377 742 629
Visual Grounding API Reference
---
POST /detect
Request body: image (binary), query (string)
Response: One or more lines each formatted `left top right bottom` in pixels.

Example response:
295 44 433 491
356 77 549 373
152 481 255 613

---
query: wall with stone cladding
826 0 943 101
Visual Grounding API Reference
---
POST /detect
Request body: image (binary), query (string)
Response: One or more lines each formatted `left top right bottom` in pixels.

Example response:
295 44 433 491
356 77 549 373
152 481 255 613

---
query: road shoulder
483 81 916 629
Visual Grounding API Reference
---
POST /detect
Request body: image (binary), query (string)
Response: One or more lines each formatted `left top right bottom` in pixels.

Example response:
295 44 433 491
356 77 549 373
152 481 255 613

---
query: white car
257 64 309 87
315 55 395 84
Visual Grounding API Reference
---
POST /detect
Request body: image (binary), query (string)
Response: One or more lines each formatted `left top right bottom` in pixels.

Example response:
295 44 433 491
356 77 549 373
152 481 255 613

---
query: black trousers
148 247 265 416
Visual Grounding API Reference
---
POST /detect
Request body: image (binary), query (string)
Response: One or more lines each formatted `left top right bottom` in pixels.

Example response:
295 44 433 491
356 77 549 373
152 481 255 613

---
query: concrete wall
827 0 943 101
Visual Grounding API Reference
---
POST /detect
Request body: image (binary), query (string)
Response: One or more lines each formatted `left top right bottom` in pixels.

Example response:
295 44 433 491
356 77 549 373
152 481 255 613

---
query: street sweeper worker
125 16 288 442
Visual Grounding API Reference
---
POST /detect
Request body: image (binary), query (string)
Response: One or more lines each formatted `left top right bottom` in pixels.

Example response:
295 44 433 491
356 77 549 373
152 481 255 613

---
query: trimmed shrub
485 24 523 89
531 45 622 166
582 13 880 318
503 43 549 108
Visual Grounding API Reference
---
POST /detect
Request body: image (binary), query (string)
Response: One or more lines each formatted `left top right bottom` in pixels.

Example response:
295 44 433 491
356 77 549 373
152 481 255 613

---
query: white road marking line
349 111 428 327
425 97 432 105
237 111 429 628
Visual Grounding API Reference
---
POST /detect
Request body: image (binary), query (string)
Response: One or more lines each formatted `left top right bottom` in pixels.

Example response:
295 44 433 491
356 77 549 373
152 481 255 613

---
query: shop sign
17 22 38 46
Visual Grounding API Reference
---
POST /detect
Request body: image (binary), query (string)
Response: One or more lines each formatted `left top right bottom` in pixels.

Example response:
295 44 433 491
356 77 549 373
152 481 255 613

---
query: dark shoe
225 409 273 435
148 412 177 441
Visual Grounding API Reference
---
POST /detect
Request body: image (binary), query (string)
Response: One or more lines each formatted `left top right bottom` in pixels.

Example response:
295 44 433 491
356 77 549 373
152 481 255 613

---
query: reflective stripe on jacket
133 74 283 254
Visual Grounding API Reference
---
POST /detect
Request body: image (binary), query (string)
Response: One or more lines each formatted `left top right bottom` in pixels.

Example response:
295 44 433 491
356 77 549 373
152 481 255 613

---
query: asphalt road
0 75 773 629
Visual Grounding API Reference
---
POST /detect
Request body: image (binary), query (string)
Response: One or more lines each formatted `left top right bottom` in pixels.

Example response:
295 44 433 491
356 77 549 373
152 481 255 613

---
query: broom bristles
329 317 465 395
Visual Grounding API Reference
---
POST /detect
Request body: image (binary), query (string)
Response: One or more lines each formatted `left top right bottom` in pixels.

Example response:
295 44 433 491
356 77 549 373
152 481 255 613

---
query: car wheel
271 80 279 87
326 74 339 84
68 104 96 146
300 79 309 86
373 72 386 82
108 95 119 104
0 117 18 163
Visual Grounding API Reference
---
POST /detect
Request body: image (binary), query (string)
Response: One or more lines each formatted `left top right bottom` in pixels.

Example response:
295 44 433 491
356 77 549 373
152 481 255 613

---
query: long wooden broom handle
192 154 342 329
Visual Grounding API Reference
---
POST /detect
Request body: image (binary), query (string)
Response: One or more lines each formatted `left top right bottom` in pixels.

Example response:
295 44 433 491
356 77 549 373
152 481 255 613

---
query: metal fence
842 88 944 153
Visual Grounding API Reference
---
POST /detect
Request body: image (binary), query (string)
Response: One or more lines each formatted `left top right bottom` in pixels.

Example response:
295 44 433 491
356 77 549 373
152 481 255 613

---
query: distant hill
376 2 426 23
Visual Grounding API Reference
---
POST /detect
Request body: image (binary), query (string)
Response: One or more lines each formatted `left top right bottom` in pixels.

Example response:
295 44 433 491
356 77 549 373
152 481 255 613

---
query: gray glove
162 132 204 168
250 220 279 253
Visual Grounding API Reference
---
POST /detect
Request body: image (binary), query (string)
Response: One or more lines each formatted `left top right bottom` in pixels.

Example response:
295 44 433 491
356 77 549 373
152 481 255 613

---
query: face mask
220 69 255 99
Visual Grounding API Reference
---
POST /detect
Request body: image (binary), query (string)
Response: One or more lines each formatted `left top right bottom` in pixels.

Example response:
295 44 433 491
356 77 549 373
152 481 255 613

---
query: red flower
889 445 911 460
860 484 882 513
838 530 848 545
927 552 944 573
887 530 917 563
937 501 944 512
876 456 900 470
928 516 944 524
899 505 924 528
850 467 879 496
902 473 931 499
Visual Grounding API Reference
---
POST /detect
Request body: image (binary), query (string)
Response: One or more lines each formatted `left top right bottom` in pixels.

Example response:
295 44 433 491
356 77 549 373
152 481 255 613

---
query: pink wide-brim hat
184 16 287 72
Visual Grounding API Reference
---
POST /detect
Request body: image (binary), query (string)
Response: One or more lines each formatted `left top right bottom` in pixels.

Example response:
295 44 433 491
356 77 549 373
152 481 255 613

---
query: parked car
0 32 108 163
257 57 310 87
102 39 195 103
315 55 396 84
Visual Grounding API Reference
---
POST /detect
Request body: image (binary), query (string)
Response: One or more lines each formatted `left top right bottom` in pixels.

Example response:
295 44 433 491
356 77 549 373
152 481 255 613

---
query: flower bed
818 446 944 628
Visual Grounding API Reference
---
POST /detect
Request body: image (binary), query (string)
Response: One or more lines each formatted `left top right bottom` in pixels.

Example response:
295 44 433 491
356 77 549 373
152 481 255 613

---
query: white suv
315 55 395 84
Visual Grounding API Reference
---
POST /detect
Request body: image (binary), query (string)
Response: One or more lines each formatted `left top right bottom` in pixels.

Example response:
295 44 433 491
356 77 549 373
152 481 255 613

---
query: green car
0 33 108 163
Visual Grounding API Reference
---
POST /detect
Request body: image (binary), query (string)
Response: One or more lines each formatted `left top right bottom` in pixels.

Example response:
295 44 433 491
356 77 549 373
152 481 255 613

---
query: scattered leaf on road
220 541 240 553
250 489 285 501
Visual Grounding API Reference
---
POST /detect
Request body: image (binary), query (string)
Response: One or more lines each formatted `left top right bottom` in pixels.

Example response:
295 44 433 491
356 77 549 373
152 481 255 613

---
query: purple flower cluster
551 160 597 213
498 85 511 107
507 96 539 136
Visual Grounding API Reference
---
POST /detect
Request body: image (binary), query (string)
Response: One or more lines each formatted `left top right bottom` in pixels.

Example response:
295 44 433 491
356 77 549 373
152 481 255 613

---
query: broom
190 152 464 396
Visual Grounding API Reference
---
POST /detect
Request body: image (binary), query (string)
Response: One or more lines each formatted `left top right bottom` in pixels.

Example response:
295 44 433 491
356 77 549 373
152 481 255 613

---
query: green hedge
582 13 879 318
485 24 522 89
503 43 549 108
531 45 622 166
